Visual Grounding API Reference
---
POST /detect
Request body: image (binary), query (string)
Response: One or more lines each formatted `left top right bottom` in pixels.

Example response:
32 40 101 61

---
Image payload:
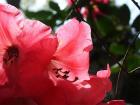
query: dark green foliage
49 1 60 11
95 16 115 37
109 43 126 55
117 5 130 25
132 15 140 31
127 55 140 72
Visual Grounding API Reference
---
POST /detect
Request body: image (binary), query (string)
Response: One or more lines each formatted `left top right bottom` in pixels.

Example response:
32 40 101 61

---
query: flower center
53 68 69 79
53 68 78 82
3 45 19 65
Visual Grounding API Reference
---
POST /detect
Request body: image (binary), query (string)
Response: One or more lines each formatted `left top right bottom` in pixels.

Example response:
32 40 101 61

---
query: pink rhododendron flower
0 3 57 102
0 3 125 105
47 18 93 84
36 65 112 105
0 3 92 102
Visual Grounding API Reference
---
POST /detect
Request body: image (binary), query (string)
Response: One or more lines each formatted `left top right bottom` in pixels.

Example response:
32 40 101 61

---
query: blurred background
1 0 140 105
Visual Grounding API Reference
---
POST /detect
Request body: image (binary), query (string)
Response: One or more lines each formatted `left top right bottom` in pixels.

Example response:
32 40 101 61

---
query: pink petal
35 80 78 105
0 69 7 85
98 100 125 105
0 86 16 104
107 100 125 105
36 76 112 105
17 36 58 97
97 64 111 78
17 36 57 97
0 60 7 85
0 3 22 86
52 19 93 81
1 97 37 105
0 3 54 49
25 35 58 64
0 3 22 46
0 3 19 14
14 11 58 65
78 76 112 105
17 19 52 48
18 57 55 97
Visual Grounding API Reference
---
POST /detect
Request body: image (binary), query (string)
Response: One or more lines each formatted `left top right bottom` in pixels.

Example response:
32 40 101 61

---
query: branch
129 66 140 73
64 0 85 23
122 32 140 64
131 0 140 10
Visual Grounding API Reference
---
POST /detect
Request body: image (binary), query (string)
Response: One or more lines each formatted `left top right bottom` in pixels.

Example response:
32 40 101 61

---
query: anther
52 68 78 82
62 74 69 79
72 77 79 82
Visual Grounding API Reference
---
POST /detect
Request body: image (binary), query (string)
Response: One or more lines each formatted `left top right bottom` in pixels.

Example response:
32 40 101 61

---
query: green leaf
136 40 140 52
25 10 53 20
109 43 126 55
95 16 115 37
132 15 140 31
49 1 60 11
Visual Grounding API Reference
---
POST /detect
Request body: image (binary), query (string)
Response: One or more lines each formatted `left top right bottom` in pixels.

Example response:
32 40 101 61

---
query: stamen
53 68 78 82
